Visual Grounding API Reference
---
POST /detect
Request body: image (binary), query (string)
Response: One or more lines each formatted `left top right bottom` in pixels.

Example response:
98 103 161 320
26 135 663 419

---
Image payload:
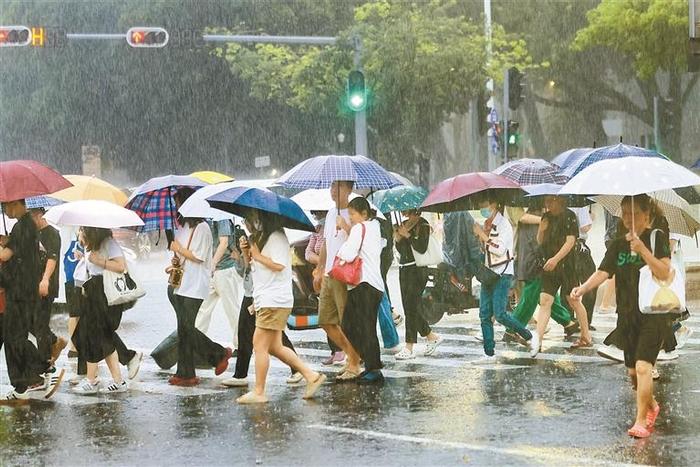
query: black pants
342 283 384 372
33 297 58 363
3 299 49 393
234 296 296 378
400 266 430 344
77 333 136 376
173 294 226 379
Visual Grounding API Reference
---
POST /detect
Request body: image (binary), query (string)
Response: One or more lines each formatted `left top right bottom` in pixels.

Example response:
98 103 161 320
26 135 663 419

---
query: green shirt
211 220 236 271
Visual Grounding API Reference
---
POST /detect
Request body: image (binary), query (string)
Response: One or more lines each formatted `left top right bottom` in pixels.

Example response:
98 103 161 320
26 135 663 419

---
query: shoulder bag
638 229 685 314
102 244 146 306
168 228 196 288
329 223 365 286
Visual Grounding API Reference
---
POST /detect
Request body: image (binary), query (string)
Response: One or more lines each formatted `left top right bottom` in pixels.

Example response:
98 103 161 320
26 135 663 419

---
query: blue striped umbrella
551 147 594 169
25 195 63 209
276 155 403 190
558 143 666 178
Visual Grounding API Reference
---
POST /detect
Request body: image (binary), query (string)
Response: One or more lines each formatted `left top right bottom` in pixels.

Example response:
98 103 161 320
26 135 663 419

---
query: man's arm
211 236 229 269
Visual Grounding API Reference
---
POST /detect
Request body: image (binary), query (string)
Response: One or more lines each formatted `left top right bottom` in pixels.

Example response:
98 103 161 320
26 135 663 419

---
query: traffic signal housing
0 26 31 47
347 70 367 112
126 27 169 48
507 68 525 111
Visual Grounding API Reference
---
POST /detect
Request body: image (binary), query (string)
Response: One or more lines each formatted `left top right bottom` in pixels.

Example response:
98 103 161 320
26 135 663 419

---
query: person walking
64 233 84 359
473 198 533 357
572 194 672 438
166 189 233 387
530 196 592 357
393 209 442 360
71 227 137 395
336 197 386 383
194 218 244 350
0 199 63 404
236 208 326 404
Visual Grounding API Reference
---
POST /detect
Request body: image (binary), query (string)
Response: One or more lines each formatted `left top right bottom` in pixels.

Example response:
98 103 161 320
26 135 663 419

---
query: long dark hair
250 209 285 250
617 194 669 237
174 187 203 228
348 197 376 220
81 227 113 251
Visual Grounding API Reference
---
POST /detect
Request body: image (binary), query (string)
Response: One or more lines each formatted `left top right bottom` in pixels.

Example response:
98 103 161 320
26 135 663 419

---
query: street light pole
503 68 510 165
353 35 368 157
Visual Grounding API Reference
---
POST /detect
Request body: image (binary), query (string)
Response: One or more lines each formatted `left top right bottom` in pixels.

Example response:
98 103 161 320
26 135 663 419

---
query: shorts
540 262 578 299
318 276 348 326
622 313 672 368
256 307 291 331
65 282 82 318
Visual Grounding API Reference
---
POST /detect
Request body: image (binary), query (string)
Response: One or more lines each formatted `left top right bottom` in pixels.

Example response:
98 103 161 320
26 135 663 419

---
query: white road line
307 424 643 466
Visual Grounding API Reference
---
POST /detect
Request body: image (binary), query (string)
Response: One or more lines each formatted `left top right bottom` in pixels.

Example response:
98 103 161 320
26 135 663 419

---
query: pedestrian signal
126 27 168 48
0 26 31 47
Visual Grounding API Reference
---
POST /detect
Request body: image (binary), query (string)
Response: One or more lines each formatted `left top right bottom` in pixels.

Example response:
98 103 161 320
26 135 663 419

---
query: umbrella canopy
592 190 700 237
371 185 428 213
126 175 207 232
190 170 234 185
421 172 524 213
45 200 145 229
0 160 72 202
674 185 700 205
276 155 403 190
52 175 128 206
493 158 568 185
290 189 385 219
521 183 592 208
206 186 315 232
558 143 666 179
559 157 700 196
389 171 415 187
551 147 594 169
178 182 238 221
25 195 63 209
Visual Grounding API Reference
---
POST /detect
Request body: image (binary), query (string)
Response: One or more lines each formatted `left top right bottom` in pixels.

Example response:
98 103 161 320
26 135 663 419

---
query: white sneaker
127 352 143 380
69 374 84 386
0 390 29 405
286 372 304 384
657 350 679 361
529 332 540 358
596 344 624 362
100 381 128 393
394 347 415 360
44 368 65 399
675 325 693 349
72 379 100 395
652 368 660 380
221 377 248 387
384 345 402 355
424 336 444 356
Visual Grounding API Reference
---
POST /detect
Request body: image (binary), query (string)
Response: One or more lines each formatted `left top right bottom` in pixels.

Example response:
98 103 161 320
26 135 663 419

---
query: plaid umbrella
371 185 428 213
558 143 666 179
26 195 63 209
276 155 403 190
550 147 594 169
493 158 568 186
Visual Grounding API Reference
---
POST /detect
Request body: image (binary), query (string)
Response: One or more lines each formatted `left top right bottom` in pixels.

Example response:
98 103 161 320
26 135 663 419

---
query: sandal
569 338 593 349
646 404 661 429
335 370 360 383
628 423 651 438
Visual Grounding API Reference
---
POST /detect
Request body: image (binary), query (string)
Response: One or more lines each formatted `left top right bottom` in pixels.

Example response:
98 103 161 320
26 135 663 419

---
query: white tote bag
412 234 443 267
102 268 146 306
638 230 685 314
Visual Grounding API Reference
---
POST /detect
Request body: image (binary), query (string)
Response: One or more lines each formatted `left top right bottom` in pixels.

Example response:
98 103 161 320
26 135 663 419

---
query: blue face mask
480 208 492 218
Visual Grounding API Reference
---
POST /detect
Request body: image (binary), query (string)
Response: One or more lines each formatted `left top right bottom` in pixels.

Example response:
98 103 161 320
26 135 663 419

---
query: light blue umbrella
26 195 63 209
551 147 594 169
558 143 667 179
371 186 428 213
276 155 403 190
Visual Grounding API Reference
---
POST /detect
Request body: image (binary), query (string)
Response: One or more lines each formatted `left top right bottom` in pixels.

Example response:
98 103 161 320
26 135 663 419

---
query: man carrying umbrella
0 199 64 404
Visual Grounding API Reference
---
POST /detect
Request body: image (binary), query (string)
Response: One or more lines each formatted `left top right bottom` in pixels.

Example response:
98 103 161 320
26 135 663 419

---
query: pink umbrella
421 172 524 213
0 160 72 202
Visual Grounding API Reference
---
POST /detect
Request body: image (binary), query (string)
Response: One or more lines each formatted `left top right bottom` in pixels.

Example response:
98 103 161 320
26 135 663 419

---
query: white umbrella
127 174 206 201
178 182 238 221
45 200 145 228
290 189 385 219
592 190 700 237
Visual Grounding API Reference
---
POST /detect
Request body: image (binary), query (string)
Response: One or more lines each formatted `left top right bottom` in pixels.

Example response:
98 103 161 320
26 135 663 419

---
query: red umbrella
0 160 72 202
421 172 524 213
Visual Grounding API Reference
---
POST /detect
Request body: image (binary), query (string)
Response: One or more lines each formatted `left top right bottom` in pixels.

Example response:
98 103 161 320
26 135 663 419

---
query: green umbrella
372 185 428 214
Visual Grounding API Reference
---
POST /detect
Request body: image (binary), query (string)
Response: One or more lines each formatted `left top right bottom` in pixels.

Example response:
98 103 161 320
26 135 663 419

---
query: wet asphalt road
1 251 700 466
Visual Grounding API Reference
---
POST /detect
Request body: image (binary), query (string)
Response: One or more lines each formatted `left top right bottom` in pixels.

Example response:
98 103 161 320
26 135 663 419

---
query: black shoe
502 331 520 344
356 370 384 385
67 350 79 359
589 325 597 331
564 322 580 337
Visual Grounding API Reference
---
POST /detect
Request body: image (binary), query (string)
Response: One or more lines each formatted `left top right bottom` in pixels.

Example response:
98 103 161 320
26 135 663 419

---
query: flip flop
628 423 651 438
646 404 661 429
569 339 593 349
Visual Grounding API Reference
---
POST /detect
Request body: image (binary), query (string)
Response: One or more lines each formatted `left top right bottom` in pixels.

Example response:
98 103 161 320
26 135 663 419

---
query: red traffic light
0 26 31 47
126 27 168 48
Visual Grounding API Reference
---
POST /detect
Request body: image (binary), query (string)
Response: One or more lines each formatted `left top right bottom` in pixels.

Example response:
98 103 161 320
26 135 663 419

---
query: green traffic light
349 93 365 112
347 70 367 112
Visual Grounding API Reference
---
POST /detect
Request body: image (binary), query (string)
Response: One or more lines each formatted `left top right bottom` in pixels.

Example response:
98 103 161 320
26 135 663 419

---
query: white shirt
485 212 514 275
337 219 385 292
251 230 293 310
175 222 213 300
569 207 592 240
87 238 124 276
323 208 351 273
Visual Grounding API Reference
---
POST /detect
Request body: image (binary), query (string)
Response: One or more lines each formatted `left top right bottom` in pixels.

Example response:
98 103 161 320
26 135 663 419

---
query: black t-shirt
38 225 61 299
395 218 430 265
541 209 579 260
599 229 670 316
5 212 40 302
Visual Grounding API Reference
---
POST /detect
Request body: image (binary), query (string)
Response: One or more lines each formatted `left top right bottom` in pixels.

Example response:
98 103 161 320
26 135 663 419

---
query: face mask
480 208 492 218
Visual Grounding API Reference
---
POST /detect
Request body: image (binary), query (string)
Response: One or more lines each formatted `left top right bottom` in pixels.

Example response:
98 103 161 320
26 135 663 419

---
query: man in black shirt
30 208 67 365
530 196 592 357
0 199 63 404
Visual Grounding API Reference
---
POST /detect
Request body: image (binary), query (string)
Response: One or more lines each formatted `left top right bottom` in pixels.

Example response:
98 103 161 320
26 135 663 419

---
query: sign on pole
255 156 271 168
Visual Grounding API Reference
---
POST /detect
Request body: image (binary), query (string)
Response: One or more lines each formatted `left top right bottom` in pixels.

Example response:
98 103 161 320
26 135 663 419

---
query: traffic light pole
352 36 369 157
503 68 509 164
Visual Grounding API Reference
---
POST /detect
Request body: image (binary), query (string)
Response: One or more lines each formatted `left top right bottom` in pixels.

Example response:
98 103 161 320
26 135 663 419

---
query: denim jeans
479 274 532 354
377 292 399 349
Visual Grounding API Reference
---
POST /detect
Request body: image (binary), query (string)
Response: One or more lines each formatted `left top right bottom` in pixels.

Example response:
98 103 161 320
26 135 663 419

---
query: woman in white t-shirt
236 208 326 404
336 197 385 384
71 227 133 395
166 188 232 387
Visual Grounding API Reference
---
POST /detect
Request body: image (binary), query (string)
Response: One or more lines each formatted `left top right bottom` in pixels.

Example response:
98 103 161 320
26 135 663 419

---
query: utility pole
484 0 495 170
503 68 510 165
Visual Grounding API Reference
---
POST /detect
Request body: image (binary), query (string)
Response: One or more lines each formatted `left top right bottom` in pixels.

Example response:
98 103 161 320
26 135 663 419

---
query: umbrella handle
630 196 637 257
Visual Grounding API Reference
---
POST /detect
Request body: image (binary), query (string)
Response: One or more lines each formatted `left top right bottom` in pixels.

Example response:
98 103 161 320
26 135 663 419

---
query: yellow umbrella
190 170 234 184
51 175 128 206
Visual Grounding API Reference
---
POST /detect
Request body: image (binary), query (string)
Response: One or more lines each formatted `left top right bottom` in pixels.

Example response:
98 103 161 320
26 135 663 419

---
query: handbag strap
176 225 197 265
357 222 366 256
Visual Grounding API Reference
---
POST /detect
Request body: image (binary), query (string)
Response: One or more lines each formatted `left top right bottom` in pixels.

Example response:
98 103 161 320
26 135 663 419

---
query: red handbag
329 223 365 286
